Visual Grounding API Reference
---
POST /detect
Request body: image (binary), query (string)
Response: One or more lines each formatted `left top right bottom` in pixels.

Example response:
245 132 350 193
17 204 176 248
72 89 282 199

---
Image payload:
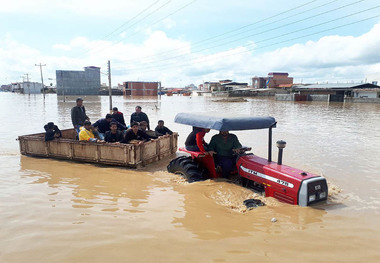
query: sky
1 0 380 87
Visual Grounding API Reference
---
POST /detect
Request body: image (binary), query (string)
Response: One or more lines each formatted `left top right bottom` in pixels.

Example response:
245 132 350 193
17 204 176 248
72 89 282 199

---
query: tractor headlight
309 194 316 202
319 192 326 199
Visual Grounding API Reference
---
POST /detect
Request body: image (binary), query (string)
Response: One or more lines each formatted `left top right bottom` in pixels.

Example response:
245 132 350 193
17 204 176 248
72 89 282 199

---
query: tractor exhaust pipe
276 140 286 165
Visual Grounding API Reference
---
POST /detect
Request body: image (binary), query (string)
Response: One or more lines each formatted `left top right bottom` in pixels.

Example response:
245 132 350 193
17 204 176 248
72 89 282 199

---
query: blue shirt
93 118 126 133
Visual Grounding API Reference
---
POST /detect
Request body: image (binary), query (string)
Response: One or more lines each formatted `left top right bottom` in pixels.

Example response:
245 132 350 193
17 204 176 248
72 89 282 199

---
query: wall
56 67 101 95
123 82 158 96
354 91 378 98
350 97 380 103
21 82 43 94
275 94 294 101
308 94 330 101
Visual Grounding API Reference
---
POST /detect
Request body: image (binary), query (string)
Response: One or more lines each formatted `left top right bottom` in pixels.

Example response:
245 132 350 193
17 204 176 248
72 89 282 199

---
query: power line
132 0 323 62
101 0 161 41
119 4 379 72
83 0 198 57
82 0 161 53
117 12 380 74
81 0 173 57
127 0 366 66
120 0 198 42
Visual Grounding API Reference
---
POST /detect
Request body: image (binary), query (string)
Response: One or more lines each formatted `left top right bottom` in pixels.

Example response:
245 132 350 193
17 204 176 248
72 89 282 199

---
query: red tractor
167 113 328 206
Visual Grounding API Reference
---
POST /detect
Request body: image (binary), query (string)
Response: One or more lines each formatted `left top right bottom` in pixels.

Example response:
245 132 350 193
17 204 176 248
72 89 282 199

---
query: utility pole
108 60 112 112
20 76 25 94
35 63 46 99
158 81 162 99
25 73 31 95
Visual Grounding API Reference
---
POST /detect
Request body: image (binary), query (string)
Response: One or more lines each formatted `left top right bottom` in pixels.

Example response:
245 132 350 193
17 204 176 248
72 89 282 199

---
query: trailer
19 128 178 168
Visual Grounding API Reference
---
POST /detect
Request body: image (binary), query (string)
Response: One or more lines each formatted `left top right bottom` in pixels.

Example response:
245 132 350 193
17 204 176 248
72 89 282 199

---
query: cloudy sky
1 0 380 87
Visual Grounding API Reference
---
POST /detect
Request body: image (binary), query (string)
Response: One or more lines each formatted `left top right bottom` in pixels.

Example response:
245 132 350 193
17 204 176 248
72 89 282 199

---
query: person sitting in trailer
185 126 210 153
122 122 150 145
111 107 126 126
155 120 173 136
93 114 126 140
44 122 62 141
104 122 124 143
79 121 102 142
130 106 150 130
139 121 158 139
208 130 242 178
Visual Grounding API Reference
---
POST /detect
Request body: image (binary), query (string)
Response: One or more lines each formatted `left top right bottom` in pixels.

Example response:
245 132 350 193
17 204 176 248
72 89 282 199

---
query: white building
11 82 43 94
353 88 380 99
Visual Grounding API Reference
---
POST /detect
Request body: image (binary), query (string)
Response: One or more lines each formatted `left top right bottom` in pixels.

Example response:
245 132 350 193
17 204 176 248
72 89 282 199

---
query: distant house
220 82 248 91
56 66 101 95
203 81 220 91
252 72 293 89
291 83 380 102
353 87 380 99
123 81 158 96
10 82 43 94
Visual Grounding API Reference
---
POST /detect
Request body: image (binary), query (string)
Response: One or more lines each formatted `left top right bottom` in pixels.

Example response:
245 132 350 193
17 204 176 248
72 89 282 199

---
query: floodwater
0 92 379 262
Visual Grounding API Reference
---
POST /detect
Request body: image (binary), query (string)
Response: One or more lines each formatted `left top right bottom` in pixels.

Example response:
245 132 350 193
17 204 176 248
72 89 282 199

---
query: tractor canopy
174 113 276 131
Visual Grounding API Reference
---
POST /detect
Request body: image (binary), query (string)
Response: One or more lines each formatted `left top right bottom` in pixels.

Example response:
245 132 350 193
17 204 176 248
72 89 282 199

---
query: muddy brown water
0 93 379 262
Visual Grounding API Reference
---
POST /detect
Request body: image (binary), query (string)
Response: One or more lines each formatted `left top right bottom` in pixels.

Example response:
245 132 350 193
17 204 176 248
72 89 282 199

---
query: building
203 81 220 91
123 81 159 96
353 88 380 99
10 82 43 94
56 66 101 95
220 82 248 91
286 83 380 102
0 84 12 92
252 72 293 89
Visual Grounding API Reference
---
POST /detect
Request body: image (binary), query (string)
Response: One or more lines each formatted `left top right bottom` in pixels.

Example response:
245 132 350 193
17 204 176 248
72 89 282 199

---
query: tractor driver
208 130 242 178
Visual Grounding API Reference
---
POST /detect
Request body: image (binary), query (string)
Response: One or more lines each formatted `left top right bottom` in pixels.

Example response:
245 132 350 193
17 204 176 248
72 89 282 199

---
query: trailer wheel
167 156 205 182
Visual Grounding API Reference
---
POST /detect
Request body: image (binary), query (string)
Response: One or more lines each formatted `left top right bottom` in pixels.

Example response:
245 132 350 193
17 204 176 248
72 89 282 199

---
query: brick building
123 81 159 96
252 72 293 89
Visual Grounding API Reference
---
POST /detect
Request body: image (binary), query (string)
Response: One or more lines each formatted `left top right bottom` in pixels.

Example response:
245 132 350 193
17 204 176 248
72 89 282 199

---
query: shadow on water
19 155 154 211
19 155 331 240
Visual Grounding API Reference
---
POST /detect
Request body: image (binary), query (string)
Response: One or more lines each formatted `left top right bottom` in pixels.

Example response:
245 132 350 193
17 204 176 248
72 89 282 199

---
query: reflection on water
19 156 327 240
1 93 380 262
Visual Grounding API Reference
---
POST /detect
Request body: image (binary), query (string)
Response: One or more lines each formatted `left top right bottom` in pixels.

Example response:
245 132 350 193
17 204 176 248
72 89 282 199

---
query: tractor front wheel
167 156 205 183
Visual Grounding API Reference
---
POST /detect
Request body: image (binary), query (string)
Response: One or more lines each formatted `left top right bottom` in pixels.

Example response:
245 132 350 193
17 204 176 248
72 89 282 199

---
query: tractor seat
178 147 207 157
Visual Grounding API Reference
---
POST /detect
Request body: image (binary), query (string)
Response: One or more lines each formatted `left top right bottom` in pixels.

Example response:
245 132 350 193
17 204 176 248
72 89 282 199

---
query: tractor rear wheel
167 156 205 183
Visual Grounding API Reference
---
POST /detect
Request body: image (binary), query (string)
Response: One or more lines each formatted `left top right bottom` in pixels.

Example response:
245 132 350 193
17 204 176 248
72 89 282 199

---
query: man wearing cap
93 114 126 140
71 97 89 135
111 107 126 126
130 106 150 130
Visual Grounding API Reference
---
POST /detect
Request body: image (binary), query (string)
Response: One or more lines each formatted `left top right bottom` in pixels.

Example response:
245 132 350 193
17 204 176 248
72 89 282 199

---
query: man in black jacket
93 114 126 140
123 122 149 144
44 122 62 141
71 97 89 134
155 120 173 136
111 107 126 126
104 122 124 143
130 106 150 129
